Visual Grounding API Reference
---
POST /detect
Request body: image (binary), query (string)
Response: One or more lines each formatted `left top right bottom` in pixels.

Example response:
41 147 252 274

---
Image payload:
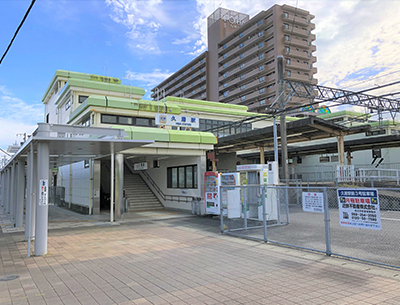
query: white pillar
115 153 124 220
1 172 5 212
35 124 50 256
110 144 114 222
25 147 36 241
10 162 16 226
15 160 25 227
4 169 9 214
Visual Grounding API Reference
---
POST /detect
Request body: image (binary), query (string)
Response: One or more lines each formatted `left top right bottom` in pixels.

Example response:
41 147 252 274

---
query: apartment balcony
218 15 274 53
285 71 318 84
285 60 314 72
284 48 314 61
282 37 316 51
282 26 311 38
282 14 316 31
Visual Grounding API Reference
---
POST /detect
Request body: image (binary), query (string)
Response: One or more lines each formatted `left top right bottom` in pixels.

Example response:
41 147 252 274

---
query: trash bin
192 197 202 215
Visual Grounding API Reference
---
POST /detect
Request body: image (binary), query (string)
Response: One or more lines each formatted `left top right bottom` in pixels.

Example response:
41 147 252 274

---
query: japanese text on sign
337 188 381 230
155 113 199 128
39 179 48 206
302 192 324 213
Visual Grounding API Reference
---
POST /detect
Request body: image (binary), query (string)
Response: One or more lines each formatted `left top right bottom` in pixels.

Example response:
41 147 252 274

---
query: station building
42 70 270 214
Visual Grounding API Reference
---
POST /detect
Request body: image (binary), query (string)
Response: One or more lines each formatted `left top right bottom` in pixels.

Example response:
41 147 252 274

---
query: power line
0 0 36 66
342 69 400 90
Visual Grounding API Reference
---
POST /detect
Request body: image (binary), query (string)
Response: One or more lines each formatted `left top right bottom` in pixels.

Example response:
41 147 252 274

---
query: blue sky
1 0 400 152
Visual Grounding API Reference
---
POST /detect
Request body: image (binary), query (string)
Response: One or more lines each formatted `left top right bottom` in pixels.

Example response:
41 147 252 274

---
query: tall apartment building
151 4 317 112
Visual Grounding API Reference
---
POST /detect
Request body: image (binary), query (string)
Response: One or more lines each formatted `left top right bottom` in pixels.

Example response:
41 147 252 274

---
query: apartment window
259 65 265 71
239 42 244 48
284 23 289 29
223 91 229 97
223 54 227 59
308 53 311 58
284 35 290 41
101 114 117 124
182 88 185 92
182 72 185 76
257 19 263 26
260 99 266 105
192 90 195 95
223 63 227 68
201 68 205 72
191 74 194 78
119 116 133 125
240 85 246 90
267 83 275 88
200 59 204 64
240 53 245 59
167 165 198 189
191 83 194 87
284 12 289 18
309 75 312 80
201 85 205 90
201 76 205 81
285 46 290 53
307 30 310 35
259 53 264 59
240 63 245 69
287 58 291 65
223 72 228 78
174 77 177 81
78 95 89 103
201 93 206 98
65 99 71 111
286 70 291 77
240 96 246 101
182 80 185 84
175 85 177 88
223 83 228 88
239 32 244 38
306 19 310 24
240 74 246 80
258 42 264 48
223 44 227 49
259 76 265 82
81 116 90 127
258 31 263 37
191 66 194 70
259 88 265 94
307 41 311 46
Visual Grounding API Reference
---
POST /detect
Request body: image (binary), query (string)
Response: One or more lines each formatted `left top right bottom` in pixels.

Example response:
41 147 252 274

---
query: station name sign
155 113 199 128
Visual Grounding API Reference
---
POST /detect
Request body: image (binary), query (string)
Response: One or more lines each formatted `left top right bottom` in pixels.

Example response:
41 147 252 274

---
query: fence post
285 186 290 224
220 186 224 233
323 187 331 256
243 187 247 230
262 186 267 243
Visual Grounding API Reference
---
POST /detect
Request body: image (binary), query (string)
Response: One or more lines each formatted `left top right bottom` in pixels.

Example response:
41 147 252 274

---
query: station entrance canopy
0 123 153 257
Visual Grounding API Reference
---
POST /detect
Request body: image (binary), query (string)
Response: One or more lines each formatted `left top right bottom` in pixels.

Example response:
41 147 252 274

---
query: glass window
240 53 244 59
223 91 229 97
119 116 133 125
79 95 89 103
182 72 185 76
223 44 227 49
260 76 265 82
240 74 245 80
191 74 194 78
171 168 178 188
287 58 291 65
284 12 289 18
201 76 205 81
186 167 193 188
257 20 263 26
223 63 227 68
223 83 228 88
286 70 291 77
259 53 264 59
239 42 244 48
200 59 204 63
136 118 149 126
285 35 290 41
240 96 246 101
192 90 195 94
260 88 265 94
285 46 290 53
178 167 185 188
168 165 197 189
284 23 289 29
239 32 244 38
240 63 245 69
258 31 263 37
101 114 117 124
201 68 205 72
223 54 227 58
241 85 245 90
259 65 265 71
258 42 264 48
260 99 266 105
223 73 228 78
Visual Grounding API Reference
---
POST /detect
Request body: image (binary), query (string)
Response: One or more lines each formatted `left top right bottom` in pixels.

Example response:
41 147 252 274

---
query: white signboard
39 179 48 206
337 188 382 230
302 192 324 213
155 113 199 128
134 162 148 171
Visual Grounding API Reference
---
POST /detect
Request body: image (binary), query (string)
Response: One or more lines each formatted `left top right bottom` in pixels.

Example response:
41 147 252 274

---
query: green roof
320 110 370 120
112 125 217 144
165 96 248 111
42 70 143 102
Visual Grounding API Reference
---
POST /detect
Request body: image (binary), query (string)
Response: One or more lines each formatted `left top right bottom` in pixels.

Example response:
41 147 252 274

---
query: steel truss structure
283 80 400 121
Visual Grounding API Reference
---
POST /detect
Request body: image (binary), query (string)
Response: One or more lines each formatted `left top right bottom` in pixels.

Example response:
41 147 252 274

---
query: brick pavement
1 212 400 304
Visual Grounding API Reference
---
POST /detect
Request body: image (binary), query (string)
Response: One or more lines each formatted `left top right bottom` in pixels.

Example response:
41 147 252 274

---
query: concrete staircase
124 171 163 211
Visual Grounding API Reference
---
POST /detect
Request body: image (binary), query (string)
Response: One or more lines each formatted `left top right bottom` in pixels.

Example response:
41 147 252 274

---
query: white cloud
0 87 42 150
106 0 166 54
125 69 172 88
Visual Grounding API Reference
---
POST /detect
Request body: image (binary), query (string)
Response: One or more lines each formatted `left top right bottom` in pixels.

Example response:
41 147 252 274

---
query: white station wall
58 162 91 207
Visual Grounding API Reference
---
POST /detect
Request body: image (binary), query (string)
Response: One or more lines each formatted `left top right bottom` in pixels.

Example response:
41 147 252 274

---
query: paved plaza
1 207 400 304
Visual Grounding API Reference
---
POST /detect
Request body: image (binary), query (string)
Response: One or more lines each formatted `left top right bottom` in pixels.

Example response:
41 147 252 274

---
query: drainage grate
0 275 19 282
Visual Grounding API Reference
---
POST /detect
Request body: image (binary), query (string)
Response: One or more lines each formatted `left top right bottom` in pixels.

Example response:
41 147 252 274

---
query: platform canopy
214 116 370 153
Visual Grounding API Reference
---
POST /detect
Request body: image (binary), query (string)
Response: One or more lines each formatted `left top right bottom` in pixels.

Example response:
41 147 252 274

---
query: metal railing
219 184 400 269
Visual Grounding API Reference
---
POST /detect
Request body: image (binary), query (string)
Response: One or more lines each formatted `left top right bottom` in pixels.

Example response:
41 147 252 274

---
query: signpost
155 113 199 128
337 188 382 230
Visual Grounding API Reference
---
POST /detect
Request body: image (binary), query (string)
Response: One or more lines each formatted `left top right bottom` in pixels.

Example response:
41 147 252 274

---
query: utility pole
277 56 289 183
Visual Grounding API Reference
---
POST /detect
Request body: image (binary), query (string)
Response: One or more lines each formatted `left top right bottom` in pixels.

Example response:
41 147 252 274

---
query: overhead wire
0 0 36 66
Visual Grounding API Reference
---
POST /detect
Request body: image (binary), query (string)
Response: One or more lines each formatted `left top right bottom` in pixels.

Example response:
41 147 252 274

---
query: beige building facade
152 4 317 112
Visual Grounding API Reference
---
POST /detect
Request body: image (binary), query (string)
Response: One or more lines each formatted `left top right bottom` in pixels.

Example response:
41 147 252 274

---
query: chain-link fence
220 185 400 268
